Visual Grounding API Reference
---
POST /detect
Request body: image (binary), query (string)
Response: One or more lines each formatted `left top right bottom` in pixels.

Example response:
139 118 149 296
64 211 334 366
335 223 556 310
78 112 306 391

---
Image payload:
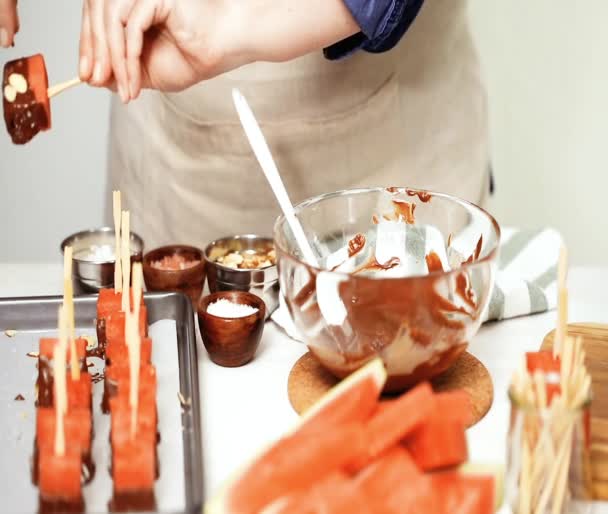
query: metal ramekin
203 234 278 319
61 227 144 293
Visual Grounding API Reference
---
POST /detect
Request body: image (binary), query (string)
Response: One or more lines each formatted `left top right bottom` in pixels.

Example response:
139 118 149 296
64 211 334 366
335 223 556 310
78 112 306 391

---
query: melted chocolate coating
109 490 156 513
3 58 49 145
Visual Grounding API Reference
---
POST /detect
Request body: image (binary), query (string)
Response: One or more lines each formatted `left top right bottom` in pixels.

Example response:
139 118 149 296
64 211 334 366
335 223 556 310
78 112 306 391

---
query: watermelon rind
459 461 505 512
299 357 387 424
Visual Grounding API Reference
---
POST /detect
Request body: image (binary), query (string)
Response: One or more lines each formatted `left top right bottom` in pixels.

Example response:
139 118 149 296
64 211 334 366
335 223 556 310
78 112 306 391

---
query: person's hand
79 0 359 102
79 0 247 102
0 0 19 48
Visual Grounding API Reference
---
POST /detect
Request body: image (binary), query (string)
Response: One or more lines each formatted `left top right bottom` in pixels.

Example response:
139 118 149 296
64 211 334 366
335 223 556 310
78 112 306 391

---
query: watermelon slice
525 351 560 375
355 446 420 495
435 389 473 425
352 382 434 469
382 474 439 514
205 359 385 513
36 408 91 454
205 360 501 514
106 337 153 365
298 358 387 432
405 416 467 471
431 471 495 514
105 307 148 348
459 462 505 512
67 373 92 410
38 448 82 500
113 439 156 493
355 446 437 514
207 423 366 514
403 390 469 471
260 471 376 514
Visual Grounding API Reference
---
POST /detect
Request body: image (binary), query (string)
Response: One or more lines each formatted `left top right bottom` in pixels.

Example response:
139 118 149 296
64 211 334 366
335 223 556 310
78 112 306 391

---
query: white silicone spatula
232 88 319 267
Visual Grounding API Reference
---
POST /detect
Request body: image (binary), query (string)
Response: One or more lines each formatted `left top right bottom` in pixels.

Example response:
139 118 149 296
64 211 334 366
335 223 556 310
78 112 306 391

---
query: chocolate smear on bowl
348 234 366 258
354 256 401 275
464 235 483 264
392 200 416 224
425 252 445 273
406 189 432 203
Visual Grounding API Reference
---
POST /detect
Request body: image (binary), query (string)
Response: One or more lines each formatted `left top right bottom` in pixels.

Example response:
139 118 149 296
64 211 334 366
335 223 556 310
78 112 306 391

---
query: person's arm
325 0 425 60
0 0 18 48
235 0 361 63
80 0 362 101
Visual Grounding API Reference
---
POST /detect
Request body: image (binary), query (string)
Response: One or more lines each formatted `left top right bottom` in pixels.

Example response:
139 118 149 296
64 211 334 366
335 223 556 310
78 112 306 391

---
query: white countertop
1 263 607 512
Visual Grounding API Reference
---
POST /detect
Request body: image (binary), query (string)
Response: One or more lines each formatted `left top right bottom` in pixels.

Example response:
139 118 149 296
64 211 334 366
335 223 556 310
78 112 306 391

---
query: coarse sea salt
207 299 259 318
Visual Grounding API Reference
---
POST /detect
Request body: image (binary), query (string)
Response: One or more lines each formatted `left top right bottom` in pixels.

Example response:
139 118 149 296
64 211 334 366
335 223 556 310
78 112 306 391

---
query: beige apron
107 0 489 251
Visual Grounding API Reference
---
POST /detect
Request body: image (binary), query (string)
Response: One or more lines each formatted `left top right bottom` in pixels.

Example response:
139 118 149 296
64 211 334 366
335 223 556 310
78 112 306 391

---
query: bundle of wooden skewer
507 247 593 514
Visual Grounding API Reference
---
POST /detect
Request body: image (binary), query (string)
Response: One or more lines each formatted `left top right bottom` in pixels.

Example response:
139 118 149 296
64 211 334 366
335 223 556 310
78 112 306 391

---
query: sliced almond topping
4 329 17 338
3 85 16 103
8 73 28 94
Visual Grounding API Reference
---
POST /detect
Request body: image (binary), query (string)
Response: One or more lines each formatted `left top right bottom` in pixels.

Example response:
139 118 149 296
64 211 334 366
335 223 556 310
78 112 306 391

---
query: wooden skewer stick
129 263 143 439
54 306 68 456
121 211 131 313
47 77 81 99
63 246 79 381
113 191 122 293
554 246 569 357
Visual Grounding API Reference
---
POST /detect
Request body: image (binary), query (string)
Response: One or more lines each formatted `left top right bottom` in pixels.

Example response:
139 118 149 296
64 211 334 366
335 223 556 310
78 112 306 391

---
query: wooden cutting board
541 323 608 499
288 351 493 427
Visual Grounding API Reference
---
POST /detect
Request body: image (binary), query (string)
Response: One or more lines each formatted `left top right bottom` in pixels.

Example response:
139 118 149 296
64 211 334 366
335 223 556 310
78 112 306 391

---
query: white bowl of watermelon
274 187 500 392
205 359 503 513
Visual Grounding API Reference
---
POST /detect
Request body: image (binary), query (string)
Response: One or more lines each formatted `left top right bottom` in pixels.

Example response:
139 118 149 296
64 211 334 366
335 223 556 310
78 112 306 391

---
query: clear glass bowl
274 187 500 391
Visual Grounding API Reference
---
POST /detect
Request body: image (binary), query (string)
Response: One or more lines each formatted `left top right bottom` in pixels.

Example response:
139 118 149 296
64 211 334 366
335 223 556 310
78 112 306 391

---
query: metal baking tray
0 292 203 514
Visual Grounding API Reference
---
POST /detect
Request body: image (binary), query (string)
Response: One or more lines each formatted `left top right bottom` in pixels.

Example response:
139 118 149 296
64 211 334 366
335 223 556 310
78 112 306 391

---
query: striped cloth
271 227 563 340
483 227 562 322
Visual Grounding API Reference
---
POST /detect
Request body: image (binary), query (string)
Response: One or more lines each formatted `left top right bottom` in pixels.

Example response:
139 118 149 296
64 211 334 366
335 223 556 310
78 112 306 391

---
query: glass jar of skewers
506 340 593 514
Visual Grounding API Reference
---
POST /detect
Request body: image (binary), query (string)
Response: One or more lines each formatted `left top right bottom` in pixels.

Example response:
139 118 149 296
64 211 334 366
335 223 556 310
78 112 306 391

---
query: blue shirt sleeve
324 0 424 60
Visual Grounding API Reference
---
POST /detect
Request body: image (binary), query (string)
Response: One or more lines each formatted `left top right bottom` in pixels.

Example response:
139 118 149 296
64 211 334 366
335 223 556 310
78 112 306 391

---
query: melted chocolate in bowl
274 187 500 392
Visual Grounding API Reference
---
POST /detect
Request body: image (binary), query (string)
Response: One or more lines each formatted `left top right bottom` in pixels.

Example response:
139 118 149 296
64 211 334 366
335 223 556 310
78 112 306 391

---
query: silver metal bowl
203 235 278 319
61 227 144 293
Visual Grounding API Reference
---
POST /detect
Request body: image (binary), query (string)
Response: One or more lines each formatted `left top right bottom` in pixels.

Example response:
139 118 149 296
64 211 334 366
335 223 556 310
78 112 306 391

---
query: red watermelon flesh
260 471 377 514
355 446 421 496
382 474 439 514
545 382 562 405
226 423 367 514
405 414 467 471
352 382 434 470
67 373 92 410
431 472 495 514
525 351 560 375
38 448 82 500
435 389 473 425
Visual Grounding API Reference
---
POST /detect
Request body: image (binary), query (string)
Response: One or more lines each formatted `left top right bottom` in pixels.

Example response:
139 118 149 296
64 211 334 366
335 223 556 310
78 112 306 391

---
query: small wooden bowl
143 245 205 306
197 291 266 367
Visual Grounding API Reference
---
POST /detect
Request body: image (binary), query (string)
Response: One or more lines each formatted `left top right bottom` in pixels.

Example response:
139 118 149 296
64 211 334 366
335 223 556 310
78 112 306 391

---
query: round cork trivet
287 351 493 427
